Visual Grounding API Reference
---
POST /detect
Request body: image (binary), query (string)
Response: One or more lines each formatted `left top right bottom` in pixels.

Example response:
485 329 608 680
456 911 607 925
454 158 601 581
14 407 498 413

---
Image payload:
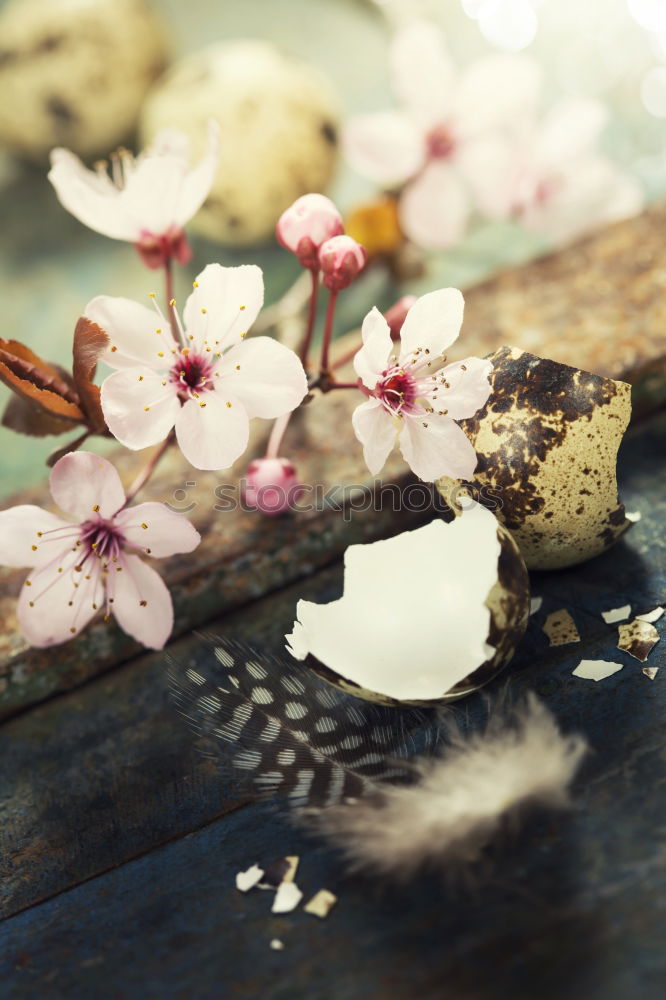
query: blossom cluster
344 20 643 249
0 121 492 652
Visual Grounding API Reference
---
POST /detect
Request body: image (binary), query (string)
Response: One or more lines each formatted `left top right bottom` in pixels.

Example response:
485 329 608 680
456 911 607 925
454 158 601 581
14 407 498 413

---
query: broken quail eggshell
0 0 167 161
437 346 632 571
140 40 340 246
286 503 529 706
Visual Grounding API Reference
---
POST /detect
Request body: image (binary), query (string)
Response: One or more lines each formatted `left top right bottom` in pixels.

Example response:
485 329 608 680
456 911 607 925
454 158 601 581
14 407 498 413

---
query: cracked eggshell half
285 503 529 706
437 346 632 571
140 40 340 246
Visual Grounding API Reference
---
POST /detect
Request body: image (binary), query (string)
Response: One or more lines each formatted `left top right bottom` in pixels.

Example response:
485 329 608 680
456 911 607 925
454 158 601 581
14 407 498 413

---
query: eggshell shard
286 503 529 706
140 41 340 246
0 0 167 161
617 620 660 662
543 610 580 647
437 346 632 570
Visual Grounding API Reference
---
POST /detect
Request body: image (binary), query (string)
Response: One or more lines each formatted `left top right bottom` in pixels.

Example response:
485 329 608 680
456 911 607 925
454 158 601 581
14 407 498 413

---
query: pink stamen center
377 367 419 415
426 124 456 161
169 352 215 400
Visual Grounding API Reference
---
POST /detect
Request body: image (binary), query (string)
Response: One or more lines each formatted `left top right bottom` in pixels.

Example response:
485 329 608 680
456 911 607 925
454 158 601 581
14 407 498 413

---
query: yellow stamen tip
226 401 232 408
93 505 100 512
141 523 148 530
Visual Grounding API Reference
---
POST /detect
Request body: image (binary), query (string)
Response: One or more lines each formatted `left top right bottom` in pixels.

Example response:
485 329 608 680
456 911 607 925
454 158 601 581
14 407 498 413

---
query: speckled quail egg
0 0 167 161
286 503 530 706
139 40 340 246
437 346 632 571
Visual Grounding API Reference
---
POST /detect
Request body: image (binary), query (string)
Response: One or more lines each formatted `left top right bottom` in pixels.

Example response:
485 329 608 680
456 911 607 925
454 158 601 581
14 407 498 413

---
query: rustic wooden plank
456 204 666 418
0 561 345 921
2 205 666 717
0 374 430 719
0 413 663 929
1 415 665 1000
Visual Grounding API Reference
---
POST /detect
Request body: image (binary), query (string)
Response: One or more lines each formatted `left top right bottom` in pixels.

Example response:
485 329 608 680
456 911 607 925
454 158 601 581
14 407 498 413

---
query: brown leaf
0 340 80 404
0 344 84 424
72 317 109 433
2 393 77 437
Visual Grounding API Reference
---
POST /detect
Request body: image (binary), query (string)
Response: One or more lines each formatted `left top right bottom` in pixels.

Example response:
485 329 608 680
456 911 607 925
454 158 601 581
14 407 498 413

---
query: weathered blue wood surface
0 414 664 998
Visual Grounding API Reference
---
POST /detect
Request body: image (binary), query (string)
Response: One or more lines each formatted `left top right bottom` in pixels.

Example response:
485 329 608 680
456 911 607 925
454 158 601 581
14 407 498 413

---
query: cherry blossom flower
276 194 344 269
344 20 540 249
90 264 308 471
0 451 200 649
48 122 220 268
466 98 644 244
352 289 492 482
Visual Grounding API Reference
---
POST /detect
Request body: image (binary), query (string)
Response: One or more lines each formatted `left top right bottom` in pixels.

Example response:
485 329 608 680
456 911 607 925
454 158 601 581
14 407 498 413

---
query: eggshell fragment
437 346 632 570
304 890 337 918
601 605 631 624
636 607 664 624
617 620 660 662
530 597 543 615
642 667 659 680
286 503 529 705
272 881 303 914
140 40 339 246
236 864 264 893
573 660 624 681
543 610 580 646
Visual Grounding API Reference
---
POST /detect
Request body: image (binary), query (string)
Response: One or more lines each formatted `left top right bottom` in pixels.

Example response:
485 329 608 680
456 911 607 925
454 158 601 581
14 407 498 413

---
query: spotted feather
168 633 441 808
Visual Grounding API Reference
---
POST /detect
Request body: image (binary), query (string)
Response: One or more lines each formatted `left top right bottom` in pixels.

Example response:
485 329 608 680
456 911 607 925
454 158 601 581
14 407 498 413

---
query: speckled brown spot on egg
437 346 632 570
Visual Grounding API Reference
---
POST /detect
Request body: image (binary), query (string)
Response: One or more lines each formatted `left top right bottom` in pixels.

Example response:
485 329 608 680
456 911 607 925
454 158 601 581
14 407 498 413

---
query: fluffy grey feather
305 693 587 876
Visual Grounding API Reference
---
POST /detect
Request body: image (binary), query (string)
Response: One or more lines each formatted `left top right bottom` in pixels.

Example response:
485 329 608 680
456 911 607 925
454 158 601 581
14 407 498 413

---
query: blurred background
1 0 665 496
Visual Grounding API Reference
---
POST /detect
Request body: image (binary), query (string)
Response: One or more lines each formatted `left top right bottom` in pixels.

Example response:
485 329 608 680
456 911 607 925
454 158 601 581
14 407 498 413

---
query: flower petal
343 111 424 186
183 264 264 350
174 120 220 225
50 450 126 520
111 554 173 650
0 505 72 567
120 156 187 236
353 307 393 389
17 546 104 647
399 162 469 250
175 393 249 471
455 134 519 220
218 337 307 419
399 287 465 361
399 415 478 482
352 399 397 476
101 368 180 451
430 357 493 420
113 502 201 558
453 53 542 140
535 98 607 167
48 149 139 241
391 20 455 127
85 295 177 370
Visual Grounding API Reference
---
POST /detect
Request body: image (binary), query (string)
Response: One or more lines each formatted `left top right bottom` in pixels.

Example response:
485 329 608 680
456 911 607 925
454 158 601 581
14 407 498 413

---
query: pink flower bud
244 458 303 516
384 295 417 340
318 235 367 292
276 194 344 269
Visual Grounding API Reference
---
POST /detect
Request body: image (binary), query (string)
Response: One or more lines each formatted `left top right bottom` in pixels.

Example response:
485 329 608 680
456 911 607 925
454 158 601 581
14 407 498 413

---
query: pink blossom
0 451 200 649
352 289 492 482
344 21 540 249
48 122 220 268
276 194 344 269
466 97 644 244
89 264 308 471
244 457 303 516
318 235 367 291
